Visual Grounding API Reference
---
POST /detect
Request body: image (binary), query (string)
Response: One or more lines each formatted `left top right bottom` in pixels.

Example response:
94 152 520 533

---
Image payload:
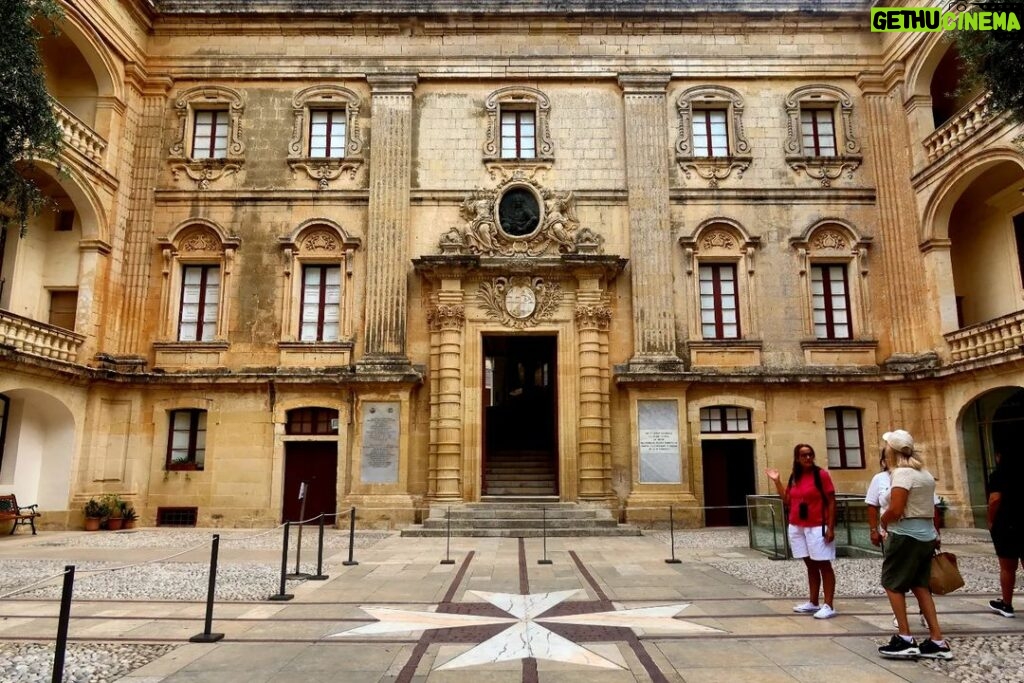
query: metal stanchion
769 504 779 559
343 507 359 566
538 505 552 565
190 534 225 642
287 482 311 579
665 505 681 564
308 514 329 580
268 522 294 601
52 565 74 683
441 505 455 565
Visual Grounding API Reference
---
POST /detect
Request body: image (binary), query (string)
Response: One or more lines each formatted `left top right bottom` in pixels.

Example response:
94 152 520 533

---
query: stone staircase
483 450 557 496
401 501 642 537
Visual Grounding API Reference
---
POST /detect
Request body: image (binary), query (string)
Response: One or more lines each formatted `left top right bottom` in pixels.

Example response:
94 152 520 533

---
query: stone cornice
618 73 671 95
367 73 419 95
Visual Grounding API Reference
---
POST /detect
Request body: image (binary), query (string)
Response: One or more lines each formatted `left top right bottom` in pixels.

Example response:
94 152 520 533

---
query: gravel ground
0 642 175 683
33 527 393 551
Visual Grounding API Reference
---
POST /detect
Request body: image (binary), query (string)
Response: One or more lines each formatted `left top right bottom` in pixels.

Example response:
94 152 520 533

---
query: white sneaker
793 602 820 613
813 604 837 619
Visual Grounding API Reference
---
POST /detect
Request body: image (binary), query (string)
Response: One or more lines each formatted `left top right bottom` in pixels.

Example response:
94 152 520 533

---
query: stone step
402 526 641 537
421 518 620 529
475 497 563 505
485 487 558 496
428 508 612 520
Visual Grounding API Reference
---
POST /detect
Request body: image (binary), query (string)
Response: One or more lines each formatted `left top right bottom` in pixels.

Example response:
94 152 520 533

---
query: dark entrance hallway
701 439 755 526
482 335 558 496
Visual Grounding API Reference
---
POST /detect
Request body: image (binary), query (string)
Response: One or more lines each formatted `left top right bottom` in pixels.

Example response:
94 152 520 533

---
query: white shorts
788 524 836 561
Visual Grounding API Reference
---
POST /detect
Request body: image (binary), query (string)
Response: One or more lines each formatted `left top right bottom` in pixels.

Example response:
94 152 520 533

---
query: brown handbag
929 551 965 595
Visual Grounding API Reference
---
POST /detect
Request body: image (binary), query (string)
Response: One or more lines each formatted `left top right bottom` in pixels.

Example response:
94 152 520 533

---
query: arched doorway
0 388 75 511
282 407 339 523
959 386 1024 527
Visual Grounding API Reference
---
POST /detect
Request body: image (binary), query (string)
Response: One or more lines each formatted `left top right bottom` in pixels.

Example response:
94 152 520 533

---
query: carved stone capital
575 304 612 330
427 304 465 332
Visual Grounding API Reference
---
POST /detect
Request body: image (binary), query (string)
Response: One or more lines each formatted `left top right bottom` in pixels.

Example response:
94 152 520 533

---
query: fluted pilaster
363 74 418 365
619 74 680 366
427 301 464 500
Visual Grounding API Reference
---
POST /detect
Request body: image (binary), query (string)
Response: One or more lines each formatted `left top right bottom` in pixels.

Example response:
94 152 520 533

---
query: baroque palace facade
1 0 1022 529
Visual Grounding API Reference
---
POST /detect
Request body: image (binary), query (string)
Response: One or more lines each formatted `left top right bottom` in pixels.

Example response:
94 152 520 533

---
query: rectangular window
0 393 9 473
309 109 346 158
699 264 739 339
48 290 78 331
192 110 229 159
699 406 752 433
300 265 341 342
56 210 75 232
1014 213 1024 289
825 407 864 469
500 109 536 159
167 409 207 470
692 109 729 157
800 109 837 157
811 264 851 339
178 265 220 342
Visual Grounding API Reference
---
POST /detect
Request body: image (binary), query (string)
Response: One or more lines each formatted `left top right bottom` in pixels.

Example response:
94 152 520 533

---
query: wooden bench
0 494 40 535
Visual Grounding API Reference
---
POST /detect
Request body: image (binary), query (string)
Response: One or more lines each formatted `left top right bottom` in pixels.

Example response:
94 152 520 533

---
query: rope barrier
73 539 211 575
0 568 72 601
217 522 288 544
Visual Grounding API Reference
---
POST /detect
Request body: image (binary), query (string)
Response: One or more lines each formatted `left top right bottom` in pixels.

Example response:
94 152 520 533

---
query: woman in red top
767 443 838 619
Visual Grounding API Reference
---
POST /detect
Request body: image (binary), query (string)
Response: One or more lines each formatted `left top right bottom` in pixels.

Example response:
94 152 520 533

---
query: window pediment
168 86 246 190
676 85 752 188
784 84 863 187
483 86 554 174
287 85 365 189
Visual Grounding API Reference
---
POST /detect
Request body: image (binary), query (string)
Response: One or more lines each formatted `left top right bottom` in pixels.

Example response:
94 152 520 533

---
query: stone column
618 74 683 371
857 68 929 361
575 295 613 499
427 299 465 500
361 74 418 370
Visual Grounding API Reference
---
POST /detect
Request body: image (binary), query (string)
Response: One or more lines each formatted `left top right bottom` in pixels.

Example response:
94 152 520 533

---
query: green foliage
955 0 1024 124
101 493 124 517
83 498 109 518
120 501 138 521
0 0 63 234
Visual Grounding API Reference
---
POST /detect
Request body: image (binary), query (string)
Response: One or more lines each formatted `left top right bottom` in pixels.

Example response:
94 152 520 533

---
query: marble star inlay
331 589 722 670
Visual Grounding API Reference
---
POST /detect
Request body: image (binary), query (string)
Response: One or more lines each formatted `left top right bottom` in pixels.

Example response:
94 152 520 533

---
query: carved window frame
679 219 761 341
157 219 240 345
784 85 863 186
676 85 752 188
168 86 246 189
278 220 362 344
790 220 873 341
287 85 365 189
483 86 554 174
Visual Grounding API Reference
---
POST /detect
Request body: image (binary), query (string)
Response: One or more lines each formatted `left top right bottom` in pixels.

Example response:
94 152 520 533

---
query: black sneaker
878 634 920 658
918 639 953 660
990 600 1016 618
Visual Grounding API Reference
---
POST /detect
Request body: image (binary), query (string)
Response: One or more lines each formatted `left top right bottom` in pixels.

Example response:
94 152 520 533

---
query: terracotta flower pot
84 517 101 531
106 516 124 531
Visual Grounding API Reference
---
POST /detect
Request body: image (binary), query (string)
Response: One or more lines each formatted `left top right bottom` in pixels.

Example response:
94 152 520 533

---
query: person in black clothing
988 454 1023 618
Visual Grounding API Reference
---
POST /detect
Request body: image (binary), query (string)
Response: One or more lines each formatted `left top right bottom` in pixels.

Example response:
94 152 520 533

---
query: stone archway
0 389 76 511
958 386 1024 527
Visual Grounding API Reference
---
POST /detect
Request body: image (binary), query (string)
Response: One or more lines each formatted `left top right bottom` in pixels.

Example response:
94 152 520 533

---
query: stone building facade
1 0 1021 529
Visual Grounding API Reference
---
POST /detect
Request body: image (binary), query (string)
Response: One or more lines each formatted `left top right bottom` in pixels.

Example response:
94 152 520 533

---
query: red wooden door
283 442 338 523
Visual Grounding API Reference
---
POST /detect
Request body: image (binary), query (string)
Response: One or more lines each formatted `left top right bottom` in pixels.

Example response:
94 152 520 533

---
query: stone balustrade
52 98 107 164
922 92 992 163
945 309 1024 363
0 309 84 362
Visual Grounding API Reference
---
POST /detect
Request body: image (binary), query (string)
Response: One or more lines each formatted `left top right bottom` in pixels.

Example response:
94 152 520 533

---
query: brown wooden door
283 441 337 523
702 439 755 526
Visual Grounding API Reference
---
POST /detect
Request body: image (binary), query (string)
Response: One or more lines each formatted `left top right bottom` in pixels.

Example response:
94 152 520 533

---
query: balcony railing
944 309 1024 363
52 98 106 164
922 91 993 164
0 309 84 363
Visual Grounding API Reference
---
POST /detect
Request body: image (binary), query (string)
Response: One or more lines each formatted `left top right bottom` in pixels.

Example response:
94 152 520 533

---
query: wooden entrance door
701 439 755 526
283 441 337 523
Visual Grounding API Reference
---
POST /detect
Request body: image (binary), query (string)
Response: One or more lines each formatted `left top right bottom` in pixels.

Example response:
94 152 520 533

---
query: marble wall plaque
638 400 681 483
360 402 400 484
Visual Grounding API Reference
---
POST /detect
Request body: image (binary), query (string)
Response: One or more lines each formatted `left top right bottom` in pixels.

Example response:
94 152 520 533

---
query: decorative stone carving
787 158 861 187
427 304 465 331
170 162 242 190
302 229 340 252
180 229 221 254
812 230 848 251
477 276 562 329
676 85 753 188
443 173 602 257
575 304 612 330
483 86 554 168
701 230 736 251
783 84 863 187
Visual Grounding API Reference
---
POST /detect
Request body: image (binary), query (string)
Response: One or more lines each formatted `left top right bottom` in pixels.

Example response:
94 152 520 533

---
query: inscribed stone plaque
638 400 681 483
360 402 400 484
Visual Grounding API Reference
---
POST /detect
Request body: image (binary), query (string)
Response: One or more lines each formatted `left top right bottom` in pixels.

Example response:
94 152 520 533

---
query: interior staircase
401 500 641 537
483 450 557 496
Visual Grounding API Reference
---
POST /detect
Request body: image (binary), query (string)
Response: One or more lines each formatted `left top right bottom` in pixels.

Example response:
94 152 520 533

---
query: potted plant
936 496 949 529
83 498 108 531
101 494 124 530
121 502 138 529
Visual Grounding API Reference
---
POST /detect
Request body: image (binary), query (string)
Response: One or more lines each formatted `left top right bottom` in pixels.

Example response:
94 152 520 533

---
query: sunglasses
798 452 815 459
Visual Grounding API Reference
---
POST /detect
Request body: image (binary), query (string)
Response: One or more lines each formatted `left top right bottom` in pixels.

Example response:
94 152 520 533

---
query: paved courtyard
0 527 1021 682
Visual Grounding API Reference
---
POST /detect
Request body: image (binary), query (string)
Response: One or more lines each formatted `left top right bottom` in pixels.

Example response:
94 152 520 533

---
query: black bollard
440 506 455 565
52 565 74 683
268 522 294 601
665 506 681 564
342 507 359 566
190 534 225 642
538 505 552 565
308 514 329 580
